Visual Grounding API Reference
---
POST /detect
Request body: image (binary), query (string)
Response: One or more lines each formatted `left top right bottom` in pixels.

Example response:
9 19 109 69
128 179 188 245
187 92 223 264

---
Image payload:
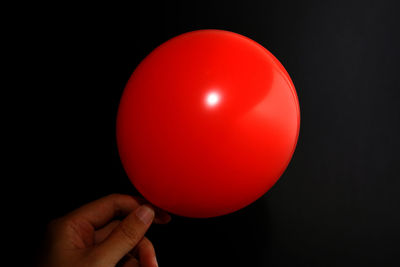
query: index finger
66 194 141 229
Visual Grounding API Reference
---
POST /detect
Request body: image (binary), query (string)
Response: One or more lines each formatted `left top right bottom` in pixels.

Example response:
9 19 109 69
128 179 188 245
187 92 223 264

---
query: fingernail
136 205 155 224
154 256 159 267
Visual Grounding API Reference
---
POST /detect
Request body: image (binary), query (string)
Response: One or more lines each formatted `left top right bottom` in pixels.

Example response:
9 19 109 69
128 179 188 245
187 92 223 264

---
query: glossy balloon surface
117 30 300 218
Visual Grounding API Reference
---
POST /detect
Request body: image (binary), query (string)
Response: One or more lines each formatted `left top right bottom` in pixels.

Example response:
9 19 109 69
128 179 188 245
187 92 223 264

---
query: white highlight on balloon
205 91 221 107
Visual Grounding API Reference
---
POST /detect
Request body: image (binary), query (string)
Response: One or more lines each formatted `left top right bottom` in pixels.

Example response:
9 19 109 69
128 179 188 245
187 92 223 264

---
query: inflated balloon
116 29 300 218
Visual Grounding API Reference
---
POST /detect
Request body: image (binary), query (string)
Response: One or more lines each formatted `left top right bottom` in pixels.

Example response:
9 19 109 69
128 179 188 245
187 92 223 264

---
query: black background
22 0 400 266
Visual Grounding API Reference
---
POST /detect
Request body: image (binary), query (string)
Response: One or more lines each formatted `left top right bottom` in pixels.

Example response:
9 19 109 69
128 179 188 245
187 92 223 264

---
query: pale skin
40 194 171 267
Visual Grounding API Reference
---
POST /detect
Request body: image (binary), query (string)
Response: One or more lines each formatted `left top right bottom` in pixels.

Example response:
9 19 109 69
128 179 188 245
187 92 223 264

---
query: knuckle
47 217 66 232
46 217 72 239
107 193 134 204
108 193 123 199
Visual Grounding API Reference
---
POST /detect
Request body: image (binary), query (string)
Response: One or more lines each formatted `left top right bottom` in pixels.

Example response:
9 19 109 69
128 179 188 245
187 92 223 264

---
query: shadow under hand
147 196 271 267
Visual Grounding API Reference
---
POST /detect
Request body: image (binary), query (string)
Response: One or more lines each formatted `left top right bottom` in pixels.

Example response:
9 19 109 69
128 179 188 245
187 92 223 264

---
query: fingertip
129 198 172 224
165 213 172 223
151 206 172 224
154 214 171 224
163 213 172 223
135 205 155 225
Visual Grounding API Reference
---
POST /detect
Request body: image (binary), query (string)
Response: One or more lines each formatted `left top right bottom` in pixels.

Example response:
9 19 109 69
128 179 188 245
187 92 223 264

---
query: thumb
90 204 155 266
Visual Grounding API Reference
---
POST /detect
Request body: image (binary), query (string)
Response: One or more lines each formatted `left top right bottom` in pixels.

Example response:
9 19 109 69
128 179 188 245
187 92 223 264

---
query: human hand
40 194 171 267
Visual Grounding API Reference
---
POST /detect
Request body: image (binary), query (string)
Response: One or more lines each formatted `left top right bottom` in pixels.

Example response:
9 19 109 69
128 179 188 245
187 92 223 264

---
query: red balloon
117 30 300 218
